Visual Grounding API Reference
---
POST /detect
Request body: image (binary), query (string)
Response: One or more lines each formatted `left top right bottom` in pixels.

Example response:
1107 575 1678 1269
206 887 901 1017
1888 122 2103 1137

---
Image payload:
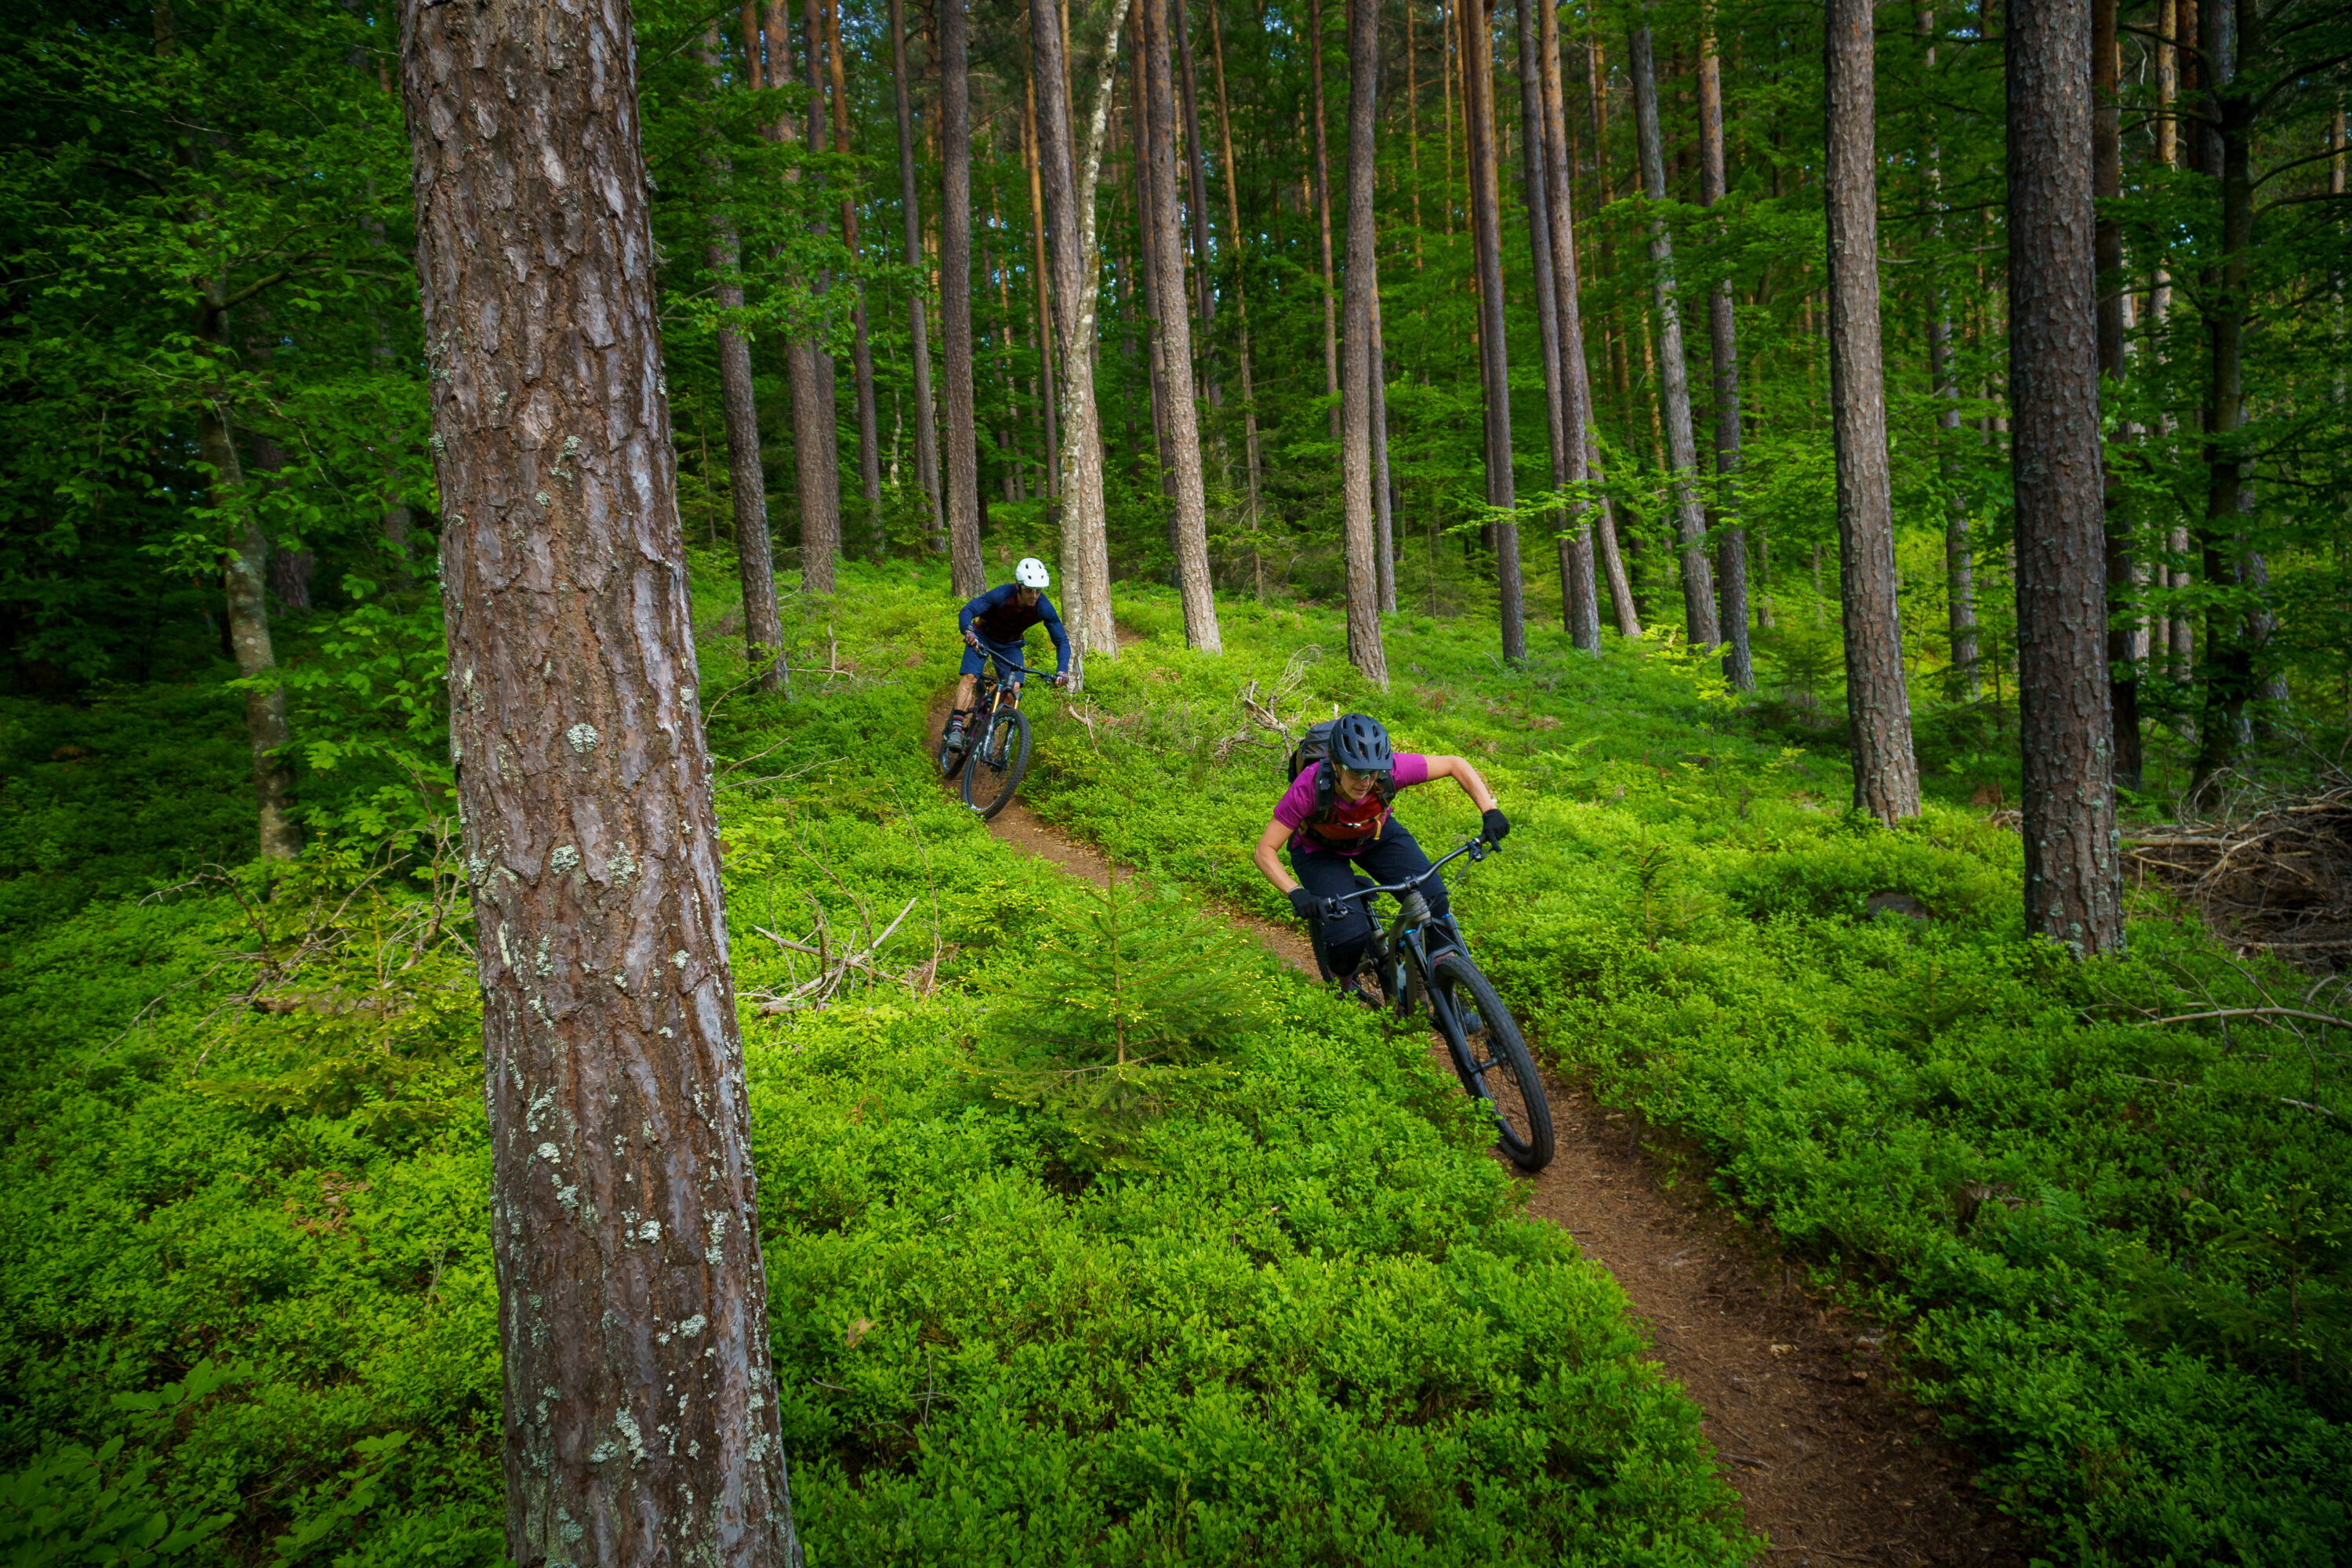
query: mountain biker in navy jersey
1250 713 1510 991
943 557 1071 757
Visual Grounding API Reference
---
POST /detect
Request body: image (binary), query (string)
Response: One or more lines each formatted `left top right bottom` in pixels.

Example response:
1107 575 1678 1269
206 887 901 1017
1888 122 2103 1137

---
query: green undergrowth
0 561 1753 1564
1017 583 2352 1565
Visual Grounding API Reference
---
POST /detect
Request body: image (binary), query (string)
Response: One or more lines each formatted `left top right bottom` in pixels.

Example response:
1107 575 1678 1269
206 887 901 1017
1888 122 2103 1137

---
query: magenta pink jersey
1273 752 1432 855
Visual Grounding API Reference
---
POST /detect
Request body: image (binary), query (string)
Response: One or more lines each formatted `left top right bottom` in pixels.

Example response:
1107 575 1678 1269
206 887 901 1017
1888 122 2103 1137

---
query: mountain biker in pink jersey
1250 713 1509 987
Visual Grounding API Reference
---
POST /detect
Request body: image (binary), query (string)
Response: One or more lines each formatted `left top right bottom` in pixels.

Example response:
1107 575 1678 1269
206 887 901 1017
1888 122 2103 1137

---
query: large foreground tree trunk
2011 0 2121 954
399 1 802 1561
1339 0 1387 684
939 0 985 597
1462 0 1524 663
1825 0 1920 820
1142 0 1221 649
891 0 945 552
1032 0 1127 666
1629 19 1719 648
1696 27 1751 691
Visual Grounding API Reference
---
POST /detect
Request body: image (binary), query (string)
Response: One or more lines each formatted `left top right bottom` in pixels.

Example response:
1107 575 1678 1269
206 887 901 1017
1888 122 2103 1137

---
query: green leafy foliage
1022 582 2352 1564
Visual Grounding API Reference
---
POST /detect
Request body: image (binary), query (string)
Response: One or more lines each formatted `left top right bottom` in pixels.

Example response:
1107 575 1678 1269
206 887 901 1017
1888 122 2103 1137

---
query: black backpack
1285 721 1399 844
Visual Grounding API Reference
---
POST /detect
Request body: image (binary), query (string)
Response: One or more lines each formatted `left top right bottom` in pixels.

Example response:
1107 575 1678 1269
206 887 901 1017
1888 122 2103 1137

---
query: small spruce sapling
974 873 1269 1168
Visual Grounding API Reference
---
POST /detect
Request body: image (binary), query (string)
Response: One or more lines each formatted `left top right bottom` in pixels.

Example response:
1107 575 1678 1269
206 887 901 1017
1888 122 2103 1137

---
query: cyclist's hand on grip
963 630 979 648
1481 808 1511 848
1286 887 1320 921
1051 673 1069 689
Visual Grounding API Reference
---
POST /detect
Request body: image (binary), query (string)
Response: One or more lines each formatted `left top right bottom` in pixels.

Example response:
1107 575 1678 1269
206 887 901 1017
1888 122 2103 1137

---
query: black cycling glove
1481 808 1512 846
1287 886 1322 920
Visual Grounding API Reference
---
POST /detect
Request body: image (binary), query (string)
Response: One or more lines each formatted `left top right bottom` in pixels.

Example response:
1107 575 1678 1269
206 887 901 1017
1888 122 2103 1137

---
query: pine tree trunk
1697 27 1751 690
1539 0 1604 646
700 29 786 688
940 0 986 597
194 290 299 862
822 0 882 518
1918 8 1974 696
400 2 802 1558
1031 0 1127 666
1462 0 1523 663
1370 282 1396 613
891 0 946 552
2190 0 2252 795
1172 0 1218 404
1142 0 1222 649
800 0 844 581
1630 20 1719 648
1825 0 1920 821
1518 0 1571 637
1310 0 1341 440
1022 85 1061 503
1340 0 1388 684
1207 0 1264 518
2092 0 2140 788
2011 0 2121 953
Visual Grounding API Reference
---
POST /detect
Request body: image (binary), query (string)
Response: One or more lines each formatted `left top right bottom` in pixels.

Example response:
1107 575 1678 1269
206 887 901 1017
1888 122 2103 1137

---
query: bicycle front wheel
960 708 1032 818
1428 949 1553 1171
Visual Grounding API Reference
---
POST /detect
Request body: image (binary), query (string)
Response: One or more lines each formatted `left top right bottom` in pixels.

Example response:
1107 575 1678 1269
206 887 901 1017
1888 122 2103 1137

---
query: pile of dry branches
2127 787 2352 968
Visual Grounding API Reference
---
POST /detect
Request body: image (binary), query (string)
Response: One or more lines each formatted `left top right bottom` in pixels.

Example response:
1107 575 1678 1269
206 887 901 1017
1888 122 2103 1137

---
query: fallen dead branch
2125 786 2352 970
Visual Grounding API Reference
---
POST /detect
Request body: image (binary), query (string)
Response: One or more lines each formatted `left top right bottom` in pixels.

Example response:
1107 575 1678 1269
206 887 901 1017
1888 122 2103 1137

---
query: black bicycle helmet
1330 713 1394 774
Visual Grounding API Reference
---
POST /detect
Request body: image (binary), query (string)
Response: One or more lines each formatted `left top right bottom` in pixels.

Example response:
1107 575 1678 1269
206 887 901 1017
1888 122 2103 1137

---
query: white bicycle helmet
1014 557 1051 590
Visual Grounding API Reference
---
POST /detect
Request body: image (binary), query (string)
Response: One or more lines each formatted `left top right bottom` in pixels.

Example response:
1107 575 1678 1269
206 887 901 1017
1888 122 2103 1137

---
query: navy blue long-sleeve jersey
958 583 1072 676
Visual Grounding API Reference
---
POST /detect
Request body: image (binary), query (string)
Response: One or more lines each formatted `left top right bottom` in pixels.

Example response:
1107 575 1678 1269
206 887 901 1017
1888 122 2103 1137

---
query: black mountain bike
1312 836 1555 1171
937 651 1052 819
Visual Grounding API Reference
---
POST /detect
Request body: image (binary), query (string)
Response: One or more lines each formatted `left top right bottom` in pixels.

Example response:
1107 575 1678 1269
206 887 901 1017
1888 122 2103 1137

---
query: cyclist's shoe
942 717 967 757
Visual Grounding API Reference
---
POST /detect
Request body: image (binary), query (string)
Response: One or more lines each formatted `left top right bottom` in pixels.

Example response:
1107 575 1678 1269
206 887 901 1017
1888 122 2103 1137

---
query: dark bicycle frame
1316 835 1542 1143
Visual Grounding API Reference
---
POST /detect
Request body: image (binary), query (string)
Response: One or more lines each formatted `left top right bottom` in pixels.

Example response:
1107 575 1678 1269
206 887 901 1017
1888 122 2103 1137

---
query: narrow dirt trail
967 781 2027 1568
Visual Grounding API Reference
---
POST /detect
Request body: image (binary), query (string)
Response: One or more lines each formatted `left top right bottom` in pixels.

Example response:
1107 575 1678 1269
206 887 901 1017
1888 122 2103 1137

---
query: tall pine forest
3 0 2350 1563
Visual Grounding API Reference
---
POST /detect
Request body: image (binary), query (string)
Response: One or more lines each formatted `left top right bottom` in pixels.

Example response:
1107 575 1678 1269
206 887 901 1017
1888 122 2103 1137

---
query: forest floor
942 688 2028 1568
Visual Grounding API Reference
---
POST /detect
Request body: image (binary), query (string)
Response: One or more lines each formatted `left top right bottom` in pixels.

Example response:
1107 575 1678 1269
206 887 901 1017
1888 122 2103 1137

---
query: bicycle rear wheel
1428 949 1553 1171
960 707 1031 818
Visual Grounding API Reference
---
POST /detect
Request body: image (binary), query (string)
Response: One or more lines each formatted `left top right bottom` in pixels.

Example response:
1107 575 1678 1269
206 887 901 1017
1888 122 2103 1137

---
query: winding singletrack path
932 683 2026 1566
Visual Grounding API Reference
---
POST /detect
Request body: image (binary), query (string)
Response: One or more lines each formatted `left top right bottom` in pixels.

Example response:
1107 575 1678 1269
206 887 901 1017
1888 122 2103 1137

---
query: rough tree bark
1538 0 1603 648
1825 0 1921 820
1022 84 1060 502
1518 0 1570 639
1340 0 1388 684
1696 24 1751 690
2092 0 2140 788
1309 0 1341 439
765 0 837 596
891 0 945 552
194 288 301 862
2011 0 2121 954
940 0 986 597
1172 0 1218 403
795 0 843 587
1919 7 1975 697
398 0 803 1560
822 0 884 520
1462 0 1524 663
1207 0 1265 519
701 27 786 688
1630 17 1719 648
1031 0 1127 666
2190 0 2253 796
1142 0 1222 649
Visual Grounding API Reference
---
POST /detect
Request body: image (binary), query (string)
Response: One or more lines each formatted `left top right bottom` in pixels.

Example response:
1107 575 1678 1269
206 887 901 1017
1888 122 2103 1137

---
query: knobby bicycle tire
1428 949 1554 1171
961 707 1032 818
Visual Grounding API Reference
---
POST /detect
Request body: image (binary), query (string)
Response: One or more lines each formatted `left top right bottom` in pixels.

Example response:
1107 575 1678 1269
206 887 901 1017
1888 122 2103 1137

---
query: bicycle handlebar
1322 834 1495 910
972 648 1064 683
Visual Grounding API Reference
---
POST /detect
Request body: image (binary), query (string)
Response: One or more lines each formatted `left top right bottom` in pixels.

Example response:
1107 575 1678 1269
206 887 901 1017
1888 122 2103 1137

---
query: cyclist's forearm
1451 758 1497 812
1253 837 1297 894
